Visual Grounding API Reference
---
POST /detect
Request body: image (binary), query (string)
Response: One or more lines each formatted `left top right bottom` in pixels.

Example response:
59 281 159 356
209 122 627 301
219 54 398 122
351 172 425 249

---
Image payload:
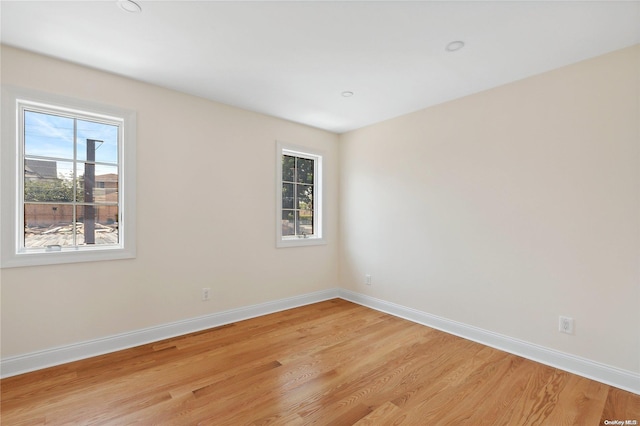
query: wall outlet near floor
559 316 574 334
365 274 372 286
202 288 211 301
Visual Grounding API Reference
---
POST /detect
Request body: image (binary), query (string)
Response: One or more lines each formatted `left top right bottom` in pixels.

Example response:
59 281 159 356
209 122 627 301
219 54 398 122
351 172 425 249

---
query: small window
276 142 324 247
1 87 136 267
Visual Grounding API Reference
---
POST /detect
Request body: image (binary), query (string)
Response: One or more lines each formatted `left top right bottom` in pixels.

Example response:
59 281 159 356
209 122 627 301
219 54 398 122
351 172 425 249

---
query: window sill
276 236 326 248
1 245 136 268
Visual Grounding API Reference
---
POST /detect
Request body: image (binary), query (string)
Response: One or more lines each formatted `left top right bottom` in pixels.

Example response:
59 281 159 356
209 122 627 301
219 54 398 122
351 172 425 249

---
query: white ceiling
1 1 639 133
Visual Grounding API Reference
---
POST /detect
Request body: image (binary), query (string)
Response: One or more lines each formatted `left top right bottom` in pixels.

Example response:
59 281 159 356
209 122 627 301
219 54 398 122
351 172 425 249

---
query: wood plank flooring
1 299 639 425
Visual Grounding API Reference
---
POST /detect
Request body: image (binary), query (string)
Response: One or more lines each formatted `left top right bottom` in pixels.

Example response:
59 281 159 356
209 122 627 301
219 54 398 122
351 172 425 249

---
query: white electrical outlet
559 316 574 334
365 274 372 286
202 288 211 301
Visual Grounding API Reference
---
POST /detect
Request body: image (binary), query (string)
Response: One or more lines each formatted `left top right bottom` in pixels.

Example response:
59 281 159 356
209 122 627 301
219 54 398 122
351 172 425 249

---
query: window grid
20 104 121 251
2 86 136 268
277 142 324 248
282 155 314 237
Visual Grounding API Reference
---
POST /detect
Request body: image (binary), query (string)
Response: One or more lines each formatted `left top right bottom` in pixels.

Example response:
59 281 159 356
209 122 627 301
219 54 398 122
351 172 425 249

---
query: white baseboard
338 289 640 395
3 287 638 396
0 288 340 379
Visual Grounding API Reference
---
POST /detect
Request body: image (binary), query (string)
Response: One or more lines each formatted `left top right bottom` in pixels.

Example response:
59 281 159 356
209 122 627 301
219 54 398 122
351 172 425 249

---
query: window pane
282 183 294 209
282 155 295 182
24 160 76 202
296 158 314 184
297 210 314 235
297 184 313 210
24 204 75 248
77 120 119 163
78 164 118 204
24 110 74 159
277 144 324 247
282 210 295 236
76 205 119 246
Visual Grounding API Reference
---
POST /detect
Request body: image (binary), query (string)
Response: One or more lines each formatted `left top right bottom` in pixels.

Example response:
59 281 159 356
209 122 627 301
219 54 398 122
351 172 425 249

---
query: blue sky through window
24 110 119 167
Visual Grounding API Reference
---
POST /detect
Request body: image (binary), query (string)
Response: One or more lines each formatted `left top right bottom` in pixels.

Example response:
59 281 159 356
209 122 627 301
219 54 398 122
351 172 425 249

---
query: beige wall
0 46 339 357
339 45 639 373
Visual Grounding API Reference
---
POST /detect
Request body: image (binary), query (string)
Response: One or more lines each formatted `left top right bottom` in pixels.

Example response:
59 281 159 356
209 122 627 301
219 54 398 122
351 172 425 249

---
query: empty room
1 1 639 424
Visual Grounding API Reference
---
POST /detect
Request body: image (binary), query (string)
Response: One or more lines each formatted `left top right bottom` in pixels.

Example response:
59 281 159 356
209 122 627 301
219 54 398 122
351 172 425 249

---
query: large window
276 142 324 247
1 87 136 267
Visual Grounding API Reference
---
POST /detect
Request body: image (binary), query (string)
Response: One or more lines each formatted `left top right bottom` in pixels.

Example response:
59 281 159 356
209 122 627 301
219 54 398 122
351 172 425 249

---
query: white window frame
1 86 136 268
276 141 325 248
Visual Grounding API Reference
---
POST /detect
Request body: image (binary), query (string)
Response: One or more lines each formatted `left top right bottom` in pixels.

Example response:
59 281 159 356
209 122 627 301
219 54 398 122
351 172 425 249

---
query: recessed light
117 0 142 13
341 91 354 98
445 41 465 52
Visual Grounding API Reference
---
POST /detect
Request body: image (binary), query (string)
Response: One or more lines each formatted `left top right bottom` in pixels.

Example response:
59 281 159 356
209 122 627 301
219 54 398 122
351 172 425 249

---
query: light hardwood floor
2 299 639 425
